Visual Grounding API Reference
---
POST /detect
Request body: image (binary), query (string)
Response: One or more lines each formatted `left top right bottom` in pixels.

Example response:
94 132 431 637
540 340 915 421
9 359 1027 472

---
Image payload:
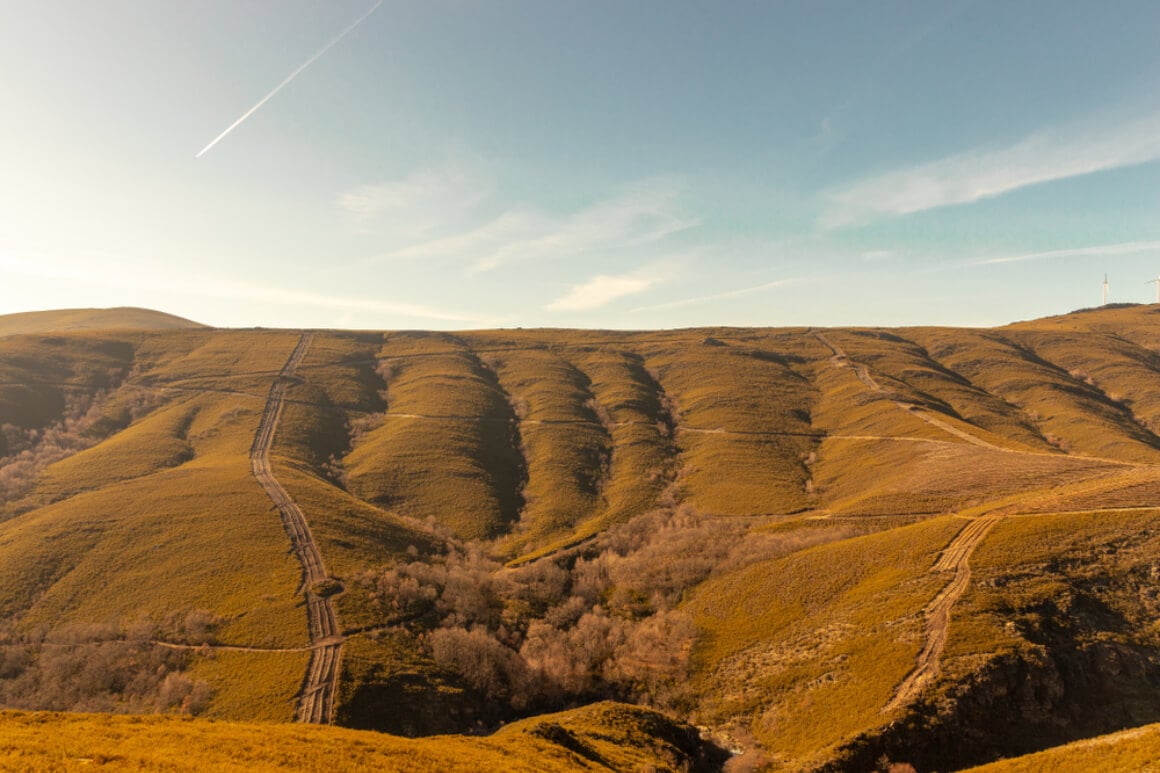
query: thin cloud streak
546 272 659 312
370 179 697 274
967 240 1160 267
196 1 383 158
631 278 798 313
339 158 493 240
822 109 1160 228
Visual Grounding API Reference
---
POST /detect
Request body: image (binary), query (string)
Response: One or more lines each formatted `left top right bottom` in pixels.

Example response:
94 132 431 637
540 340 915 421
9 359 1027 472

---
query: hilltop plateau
2 305 1160 771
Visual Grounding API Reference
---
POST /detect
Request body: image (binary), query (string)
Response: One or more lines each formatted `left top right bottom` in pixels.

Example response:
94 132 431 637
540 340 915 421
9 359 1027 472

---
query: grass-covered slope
963 721 1160 772
0 307 204 337
0 701 724 772
4 306 1160 770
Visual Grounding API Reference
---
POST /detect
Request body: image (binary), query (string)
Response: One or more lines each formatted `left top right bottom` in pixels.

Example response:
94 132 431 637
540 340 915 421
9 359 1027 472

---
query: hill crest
0 307 206 337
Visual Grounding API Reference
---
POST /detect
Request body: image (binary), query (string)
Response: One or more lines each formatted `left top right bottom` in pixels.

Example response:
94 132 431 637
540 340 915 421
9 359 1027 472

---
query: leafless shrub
356 502 820 718
0 622 212 715
0 388 119 502
429 626 537 710
322 453 349 488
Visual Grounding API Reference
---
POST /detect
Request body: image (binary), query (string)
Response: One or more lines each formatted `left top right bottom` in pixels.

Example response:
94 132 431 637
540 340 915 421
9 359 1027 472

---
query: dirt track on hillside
884 513 1003 711
250 332 342 725
811 330 1005 451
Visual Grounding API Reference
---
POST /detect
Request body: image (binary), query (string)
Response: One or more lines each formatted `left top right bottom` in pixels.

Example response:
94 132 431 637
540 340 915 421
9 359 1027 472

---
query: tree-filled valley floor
3 305 1160 772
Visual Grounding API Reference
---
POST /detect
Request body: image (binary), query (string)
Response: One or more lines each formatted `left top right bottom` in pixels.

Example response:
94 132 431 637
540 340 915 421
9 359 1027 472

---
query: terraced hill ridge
3 304 1160 771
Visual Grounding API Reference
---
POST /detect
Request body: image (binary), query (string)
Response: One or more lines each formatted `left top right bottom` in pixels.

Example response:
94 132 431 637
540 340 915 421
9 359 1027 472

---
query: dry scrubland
3 305 1160 770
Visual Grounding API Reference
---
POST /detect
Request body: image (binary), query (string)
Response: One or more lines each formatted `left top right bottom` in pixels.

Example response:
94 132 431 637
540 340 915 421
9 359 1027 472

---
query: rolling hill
0 307 206 337
2 304 1160 771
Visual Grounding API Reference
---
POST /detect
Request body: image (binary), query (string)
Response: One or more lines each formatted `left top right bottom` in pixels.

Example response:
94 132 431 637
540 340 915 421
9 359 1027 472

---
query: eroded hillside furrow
1012 331 1160 451
641 336 819 516
482 347 611 545
812 329 1009 453
250 331 342 724
341 333 527 541
911 328 1160 464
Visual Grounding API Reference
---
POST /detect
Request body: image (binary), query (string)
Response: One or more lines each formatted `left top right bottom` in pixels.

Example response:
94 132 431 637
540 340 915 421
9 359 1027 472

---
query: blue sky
2 0 1159 329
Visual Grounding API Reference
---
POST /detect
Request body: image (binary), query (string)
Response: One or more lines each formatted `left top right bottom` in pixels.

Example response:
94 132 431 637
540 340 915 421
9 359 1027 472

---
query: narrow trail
150 640 330 654
883 466 1160 712
884 513 1003 711
250 331 343 725
812 329 1034 455
807 329 1025 712
380 409 984 445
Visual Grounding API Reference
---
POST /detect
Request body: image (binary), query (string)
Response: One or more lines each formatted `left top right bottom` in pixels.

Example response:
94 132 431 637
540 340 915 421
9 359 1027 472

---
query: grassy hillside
0 701 724 771
964 722 1160 772
4 305 1160 769
0 307 205 337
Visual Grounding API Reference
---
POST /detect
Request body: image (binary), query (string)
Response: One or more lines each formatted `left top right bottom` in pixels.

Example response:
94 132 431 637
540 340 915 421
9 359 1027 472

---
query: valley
2 305 1160 771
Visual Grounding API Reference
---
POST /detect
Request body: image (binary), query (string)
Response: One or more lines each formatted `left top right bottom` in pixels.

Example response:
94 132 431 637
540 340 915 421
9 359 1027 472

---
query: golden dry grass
343 333 525 541
0 701 709 772
963 721 1160 773
687 516 963 767
0 307 204 337
812 437 1121 516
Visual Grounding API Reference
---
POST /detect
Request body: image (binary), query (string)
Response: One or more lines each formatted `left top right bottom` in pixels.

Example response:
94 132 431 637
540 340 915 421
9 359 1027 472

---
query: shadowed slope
344 332 526 541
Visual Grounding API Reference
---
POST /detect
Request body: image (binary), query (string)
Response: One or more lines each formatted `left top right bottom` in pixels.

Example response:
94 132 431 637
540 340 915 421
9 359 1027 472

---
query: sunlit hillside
0 307 205 337
3 305 1160 770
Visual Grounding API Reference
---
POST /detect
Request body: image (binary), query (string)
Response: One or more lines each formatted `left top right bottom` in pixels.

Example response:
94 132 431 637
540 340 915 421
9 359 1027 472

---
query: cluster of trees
359 505 753 717
0 381 152 506
0 618 213 715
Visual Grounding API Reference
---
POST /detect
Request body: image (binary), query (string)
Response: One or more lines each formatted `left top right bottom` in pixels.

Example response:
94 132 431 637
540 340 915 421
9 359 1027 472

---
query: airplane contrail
196 0 384 158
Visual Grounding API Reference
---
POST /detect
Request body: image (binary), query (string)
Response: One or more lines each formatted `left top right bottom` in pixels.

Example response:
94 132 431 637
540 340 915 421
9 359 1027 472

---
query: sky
1 0 1159 330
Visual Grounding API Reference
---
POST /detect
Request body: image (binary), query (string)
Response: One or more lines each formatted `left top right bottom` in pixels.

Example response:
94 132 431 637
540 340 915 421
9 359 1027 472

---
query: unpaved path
250 332 342 725
149 640 334 654
884 513 1003 711
807 329 1027 711
811 329 1005 452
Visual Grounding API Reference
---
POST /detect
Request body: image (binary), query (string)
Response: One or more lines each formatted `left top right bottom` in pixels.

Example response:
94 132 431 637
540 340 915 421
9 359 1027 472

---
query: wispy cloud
338 157 492 239
631 278 798 313
821 109 1160 228
967 240 1160 267
0 250 481 324
374 178 697 273
546 269 663 312
196 1 383 158
201 280 477 322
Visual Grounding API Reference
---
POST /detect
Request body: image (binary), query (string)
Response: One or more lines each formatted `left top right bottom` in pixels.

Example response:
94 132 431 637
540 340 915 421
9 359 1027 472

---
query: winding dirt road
884 513 1002 711
250 332 343 724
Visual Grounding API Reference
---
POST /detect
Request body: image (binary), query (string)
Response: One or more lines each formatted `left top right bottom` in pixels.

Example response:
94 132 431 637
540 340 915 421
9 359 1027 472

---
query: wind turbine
1147 276 1160 304
1103 273 1109 306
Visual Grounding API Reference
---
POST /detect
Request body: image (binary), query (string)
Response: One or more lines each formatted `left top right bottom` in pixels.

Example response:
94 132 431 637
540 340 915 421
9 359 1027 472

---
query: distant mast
1103 274 1109 306
1148 276 1160 304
